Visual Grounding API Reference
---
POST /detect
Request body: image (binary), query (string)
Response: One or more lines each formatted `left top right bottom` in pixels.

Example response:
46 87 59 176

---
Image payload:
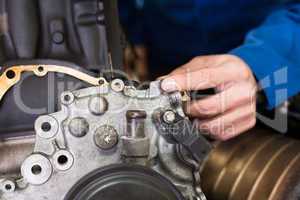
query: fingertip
161 78 178 92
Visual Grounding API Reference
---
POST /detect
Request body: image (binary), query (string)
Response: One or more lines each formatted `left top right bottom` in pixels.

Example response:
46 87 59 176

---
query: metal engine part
0 65 211 200
0 64 107 102
0 135 35 177
201 129 300 200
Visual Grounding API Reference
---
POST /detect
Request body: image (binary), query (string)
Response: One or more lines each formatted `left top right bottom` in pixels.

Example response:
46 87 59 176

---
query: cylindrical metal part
88 96 108 116
126 110 147 138
0 135 35 176
201 128 300 200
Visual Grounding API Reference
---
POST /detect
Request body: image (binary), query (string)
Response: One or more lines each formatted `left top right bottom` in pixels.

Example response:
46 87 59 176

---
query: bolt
124 86 136 97
52 31 64 44
88 96 108 115
94 125 118 150
69 117 89 137
111 79 125 92
163 110 176 124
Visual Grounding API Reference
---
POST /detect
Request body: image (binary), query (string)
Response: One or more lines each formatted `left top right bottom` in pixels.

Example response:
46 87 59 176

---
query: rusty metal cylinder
0 136 34 176
201 129 300 200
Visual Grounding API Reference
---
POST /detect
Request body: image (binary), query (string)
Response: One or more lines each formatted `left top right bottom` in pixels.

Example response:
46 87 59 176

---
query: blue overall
119 0 300 108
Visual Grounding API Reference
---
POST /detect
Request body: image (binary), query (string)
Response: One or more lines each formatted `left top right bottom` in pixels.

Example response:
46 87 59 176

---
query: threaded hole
98 79 105 85
31 165 42 175
57 155 68 165
5 184 12 190
38 66 44 72
41 122 51 132
64 95 71 102
6 70 16 79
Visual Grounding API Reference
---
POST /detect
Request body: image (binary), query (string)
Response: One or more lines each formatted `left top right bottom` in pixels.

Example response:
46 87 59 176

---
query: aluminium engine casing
0 80 208 200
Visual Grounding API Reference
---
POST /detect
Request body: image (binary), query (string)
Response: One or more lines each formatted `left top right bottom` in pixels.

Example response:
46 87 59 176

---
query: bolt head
163 111 176 124
52 31 64 44
111 79 125 92
124 86 137 97
94 125 118 150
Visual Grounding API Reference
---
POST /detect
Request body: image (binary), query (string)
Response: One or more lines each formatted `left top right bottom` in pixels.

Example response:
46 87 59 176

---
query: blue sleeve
230 3 300 109
118 0 145 45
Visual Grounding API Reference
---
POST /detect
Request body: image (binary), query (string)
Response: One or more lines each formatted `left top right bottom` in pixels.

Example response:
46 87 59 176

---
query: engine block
0 73 210 200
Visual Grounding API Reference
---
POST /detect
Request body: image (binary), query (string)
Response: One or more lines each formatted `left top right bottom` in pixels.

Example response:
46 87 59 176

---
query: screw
94 125 118 150
163 110 176 124
124 86 137 97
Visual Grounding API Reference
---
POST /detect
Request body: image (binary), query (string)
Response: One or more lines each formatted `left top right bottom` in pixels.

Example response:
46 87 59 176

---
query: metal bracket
153 108 212 164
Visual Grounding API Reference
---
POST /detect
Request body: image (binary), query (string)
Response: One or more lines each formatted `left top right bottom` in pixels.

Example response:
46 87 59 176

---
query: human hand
161 55 257 140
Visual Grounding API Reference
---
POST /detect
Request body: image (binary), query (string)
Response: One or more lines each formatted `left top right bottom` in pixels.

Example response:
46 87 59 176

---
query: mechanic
119 0 300 140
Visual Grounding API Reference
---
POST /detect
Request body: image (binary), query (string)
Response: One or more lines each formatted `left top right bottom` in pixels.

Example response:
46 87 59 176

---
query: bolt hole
57 155 68 165
64 95 71 102
31 165 42 175
37 66 44 72
114 82 121 87
98 79 105 85
6 70 16 79
5 184 12 190
41 122 51 132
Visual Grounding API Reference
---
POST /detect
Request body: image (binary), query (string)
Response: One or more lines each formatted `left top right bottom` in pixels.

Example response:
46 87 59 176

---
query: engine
0 64 211 200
